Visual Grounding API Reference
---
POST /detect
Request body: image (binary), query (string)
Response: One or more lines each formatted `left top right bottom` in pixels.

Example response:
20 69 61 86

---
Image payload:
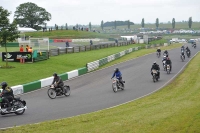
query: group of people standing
19 45 33 53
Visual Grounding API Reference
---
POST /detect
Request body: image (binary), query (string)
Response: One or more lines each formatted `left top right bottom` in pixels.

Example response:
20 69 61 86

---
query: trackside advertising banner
2 52 32 62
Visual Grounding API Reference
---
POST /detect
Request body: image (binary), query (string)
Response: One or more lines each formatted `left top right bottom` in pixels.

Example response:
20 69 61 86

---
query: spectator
115 39 118 44
90 40 93 45
28 47 33 53
19 45 24 52
66 41 69 47
26 45 30 52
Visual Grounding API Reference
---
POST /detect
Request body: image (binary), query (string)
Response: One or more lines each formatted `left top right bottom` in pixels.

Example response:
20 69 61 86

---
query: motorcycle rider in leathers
0 82 14 111
51 73 64 93
151 62 160 79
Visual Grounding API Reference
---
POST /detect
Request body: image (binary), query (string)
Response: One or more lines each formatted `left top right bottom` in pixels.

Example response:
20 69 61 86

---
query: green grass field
1 44 199 133
24 30 109 39
98 22 200 30
20 22 200 40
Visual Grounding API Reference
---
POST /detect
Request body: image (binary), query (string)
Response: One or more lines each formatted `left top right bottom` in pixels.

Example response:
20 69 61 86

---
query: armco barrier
59 73 68 81
78 67 87 76
40 77 54 88
12 85 23 95
23 81 41 93
67 70 78 79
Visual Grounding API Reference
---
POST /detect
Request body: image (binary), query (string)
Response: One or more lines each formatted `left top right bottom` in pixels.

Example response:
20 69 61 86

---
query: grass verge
1 47 200 133
23 30 109 39
0 43 182 86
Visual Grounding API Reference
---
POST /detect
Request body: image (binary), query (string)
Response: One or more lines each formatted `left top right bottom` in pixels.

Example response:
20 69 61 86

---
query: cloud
1 0 200 26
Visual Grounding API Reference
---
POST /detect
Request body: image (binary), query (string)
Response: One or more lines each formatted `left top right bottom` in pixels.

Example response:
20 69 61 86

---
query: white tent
18 27 37 32
17 25 37 33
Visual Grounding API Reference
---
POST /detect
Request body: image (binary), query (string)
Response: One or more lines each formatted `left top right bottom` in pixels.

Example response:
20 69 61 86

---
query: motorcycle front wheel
112 83 118 93
64 86 71 97
47 88 57 99
153 75 156 82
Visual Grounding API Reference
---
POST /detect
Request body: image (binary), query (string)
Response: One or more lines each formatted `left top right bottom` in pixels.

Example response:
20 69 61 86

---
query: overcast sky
1 0 200 26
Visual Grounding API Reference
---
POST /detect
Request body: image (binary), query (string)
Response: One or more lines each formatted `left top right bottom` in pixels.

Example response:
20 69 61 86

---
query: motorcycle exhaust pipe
16 106 27 112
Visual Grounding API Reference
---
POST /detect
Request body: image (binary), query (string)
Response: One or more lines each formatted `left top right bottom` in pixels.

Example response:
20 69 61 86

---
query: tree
65 23 68 30
89 22 92 31
127 20 130 29
155 18 159 29
188 17 192 28
114 20 117 29
101 20 104 30
0 6 19 68
141 18 145 28
14 2 51 30
55 24 57 30
172 18 175 29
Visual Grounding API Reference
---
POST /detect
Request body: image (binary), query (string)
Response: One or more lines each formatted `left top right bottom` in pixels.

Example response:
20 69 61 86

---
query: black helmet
1 82 8 88
115 68 119 72
53 73 57 77
166 55 168 57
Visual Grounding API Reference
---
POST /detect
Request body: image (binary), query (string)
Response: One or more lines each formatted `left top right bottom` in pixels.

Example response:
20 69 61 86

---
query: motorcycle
0 96 27 115
162 60 166 71
180 54 185 62
157 52 161 58
186 50 191 58
47 83 70 99
192 44 196 49
152 69 159 82
112 78 125 93
166 64 171 74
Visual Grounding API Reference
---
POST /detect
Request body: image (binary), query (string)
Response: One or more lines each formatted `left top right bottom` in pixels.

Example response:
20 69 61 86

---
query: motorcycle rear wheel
47 88 57 99
120 83 125 90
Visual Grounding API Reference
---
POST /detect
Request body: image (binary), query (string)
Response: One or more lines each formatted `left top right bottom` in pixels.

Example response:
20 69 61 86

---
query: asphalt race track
0 43 199 128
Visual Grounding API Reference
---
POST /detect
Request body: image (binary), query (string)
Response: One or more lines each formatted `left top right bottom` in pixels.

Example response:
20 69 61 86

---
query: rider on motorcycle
181 47 185 59
157 47 161 54
165 56 172 71
192 42 196 48
51 73 64 92
111 68 124 87
151 62 160 78
163 50 168 56
0 82 14 111
181 45 185 52
186 46 191 56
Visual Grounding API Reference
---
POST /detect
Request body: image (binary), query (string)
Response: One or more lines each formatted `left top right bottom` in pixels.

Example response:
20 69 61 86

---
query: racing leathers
151 63 160 78
165 58 172 71
52 76 64 92
1 86 14 111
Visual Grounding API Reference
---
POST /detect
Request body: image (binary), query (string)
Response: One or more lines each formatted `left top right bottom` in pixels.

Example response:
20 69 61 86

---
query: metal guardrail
49 41 133 56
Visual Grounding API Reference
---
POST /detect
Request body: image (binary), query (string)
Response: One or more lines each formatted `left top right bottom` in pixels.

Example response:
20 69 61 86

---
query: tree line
140 17 193 29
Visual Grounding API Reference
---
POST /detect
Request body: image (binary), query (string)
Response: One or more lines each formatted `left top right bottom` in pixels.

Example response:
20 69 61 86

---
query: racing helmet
114 68 119 72
53 73 57 77
1 82 8 88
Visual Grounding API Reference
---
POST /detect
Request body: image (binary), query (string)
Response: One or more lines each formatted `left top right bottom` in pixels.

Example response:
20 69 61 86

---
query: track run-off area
0 43 199 129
